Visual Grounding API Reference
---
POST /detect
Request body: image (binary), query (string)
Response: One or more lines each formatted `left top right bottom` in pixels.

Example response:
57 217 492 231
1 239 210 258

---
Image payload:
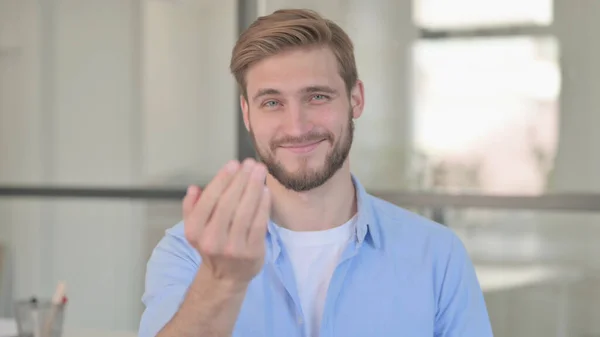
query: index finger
189 160 240 227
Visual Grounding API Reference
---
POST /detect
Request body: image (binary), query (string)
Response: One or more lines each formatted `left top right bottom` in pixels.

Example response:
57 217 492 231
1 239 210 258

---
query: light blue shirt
139 177 493 337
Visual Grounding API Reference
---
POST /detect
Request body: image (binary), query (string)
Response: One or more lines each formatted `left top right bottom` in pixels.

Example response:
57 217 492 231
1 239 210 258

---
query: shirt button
297 317 303 325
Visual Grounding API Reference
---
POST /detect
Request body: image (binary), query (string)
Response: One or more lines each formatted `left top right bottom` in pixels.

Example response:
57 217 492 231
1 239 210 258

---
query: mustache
270 131 333 151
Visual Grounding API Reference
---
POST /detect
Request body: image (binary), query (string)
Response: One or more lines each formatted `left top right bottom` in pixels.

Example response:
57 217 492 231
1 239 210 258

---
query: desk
0 318 137 337
476 264 581 293
0 319 15 337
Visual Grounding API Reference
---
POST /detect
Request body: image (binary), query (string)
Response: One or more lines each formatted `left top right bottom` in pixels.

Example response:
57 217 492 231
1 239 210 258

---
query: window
411 37 560 195
410 0 559 195
414 0 553 29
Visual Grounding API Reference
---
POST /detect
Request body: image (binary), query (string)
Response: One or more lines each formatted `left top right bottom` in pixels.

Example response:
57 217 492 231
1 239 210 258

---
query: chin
281 157 325 173
282 147 327 161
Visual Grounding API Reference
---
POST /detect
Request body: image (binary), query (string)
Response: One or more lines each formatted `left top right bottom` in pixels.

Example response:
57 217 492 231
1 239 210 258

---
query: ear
350 80 365 119
240 95 250 131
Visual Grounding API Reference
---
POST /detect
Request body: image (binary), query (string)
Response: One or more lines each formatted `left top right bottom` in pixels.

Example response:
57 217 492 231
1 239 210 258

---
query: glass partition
1 195 599 337
452 209 600 337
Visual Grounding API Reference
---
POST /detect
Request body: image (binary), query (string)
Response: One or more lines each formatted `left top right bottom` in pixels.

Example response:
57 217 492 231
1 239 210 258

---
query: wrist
196 265 250 296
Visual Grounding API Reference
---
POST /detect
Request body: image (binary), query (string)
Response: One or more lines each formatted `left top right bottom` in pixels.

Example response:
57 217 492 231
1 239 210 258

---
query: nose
282 102 312 136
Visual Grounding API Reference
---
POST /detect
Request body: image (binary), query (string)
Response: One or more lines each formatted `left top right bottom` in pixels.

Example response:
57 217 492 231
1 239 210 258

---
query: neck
266 161 357 232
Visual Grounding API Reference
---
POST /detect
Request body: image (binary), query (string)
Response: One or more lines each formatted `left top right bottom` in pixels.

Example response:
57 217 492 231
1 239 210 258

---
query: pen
42 282 67 337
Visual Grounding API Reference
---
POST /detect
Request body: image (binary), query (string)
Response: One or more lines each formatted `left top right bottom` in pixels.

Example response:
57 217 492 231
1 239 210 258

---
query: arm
157 265 249 337
139 159 270 337
434 234 494 337
138 227 248 337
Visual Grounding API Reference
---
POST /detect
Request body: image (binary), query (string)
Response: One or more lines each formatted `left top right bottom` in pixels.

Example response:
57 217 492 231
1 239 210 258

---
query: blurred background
0 0 599 336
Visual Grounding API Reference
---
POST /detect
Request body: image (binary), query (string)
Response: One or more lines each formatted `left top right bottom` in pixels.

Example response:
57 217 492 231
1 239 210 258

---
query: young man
139 8 493 337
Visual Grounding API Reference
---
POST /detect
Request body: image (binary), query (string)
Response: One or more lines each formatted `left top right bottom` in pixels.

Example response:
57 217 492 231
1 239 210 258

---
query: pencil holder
13 298 66 337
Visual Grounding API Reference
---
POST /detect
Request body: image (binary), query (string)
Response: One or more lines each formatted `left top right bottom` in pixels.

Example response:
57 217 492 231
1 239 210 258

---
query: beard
250 110 354 192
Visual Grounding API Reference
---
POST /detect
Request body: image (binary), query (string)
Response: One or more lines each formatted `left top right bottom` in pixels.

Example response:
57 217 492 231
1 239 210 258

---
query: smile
279 139 325 154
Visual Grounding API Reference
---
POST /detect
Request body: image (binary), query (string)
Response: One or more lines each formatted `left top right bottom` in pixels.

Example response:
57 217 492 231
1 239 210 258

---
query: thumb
182 185 202 218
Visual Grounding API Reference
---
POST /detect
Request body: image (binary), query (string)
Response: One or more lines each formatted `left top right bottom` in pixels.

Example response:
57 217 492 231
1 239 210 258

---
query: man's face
241 46 364 192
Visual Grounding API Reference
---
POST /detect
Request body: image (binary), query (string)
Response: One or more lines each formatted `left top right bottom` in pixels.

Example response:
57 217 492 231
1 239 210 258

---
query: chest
232 252 436 337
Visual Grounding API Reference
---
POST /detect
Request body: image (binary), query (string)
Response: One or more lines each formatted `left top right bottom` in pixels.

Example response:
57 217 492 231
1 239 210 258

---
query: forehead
245 46 344 96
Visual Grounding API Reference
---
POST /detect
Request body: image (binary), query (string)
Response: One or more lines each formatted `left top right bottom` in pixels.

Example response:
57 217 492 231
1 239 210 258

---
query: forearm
157 265 248 337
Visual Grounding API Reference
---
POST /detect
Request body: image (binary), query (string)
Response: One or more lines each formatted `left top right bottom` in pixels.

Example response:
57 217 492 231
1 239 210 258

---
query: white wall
550 0 600 193
143 0 237 182
1 0 147 330
0 0 46 317
47 0 144 329
0 0 238 330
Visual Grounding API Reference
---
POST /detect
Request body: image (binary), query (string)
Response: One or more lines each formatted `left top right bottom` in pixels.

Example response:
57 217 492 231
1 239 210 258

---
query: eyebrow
252 85 339 103
252 88 281 103
302 85 338 95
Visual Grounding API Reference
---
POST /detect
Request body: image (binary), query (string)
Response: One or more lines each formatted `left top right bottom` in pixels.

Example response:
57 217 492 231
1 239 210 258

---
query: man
139 8 493 337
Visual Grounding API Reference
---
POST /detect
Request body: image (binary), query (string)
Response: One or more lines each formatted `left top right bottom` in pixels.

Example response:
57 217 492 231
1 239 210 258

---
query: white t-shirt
275 216 357 337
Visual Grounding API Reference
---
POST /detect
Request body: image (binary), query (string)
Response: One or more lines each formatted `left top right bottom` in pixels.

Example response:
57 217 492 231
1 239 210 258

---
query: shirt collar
265 174 382 261
352 174 382 249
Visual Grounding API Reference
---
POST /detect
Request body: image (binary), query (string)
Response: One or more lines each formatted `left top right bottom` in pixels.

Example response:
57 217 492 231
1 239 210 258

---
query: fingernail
187 186 193 195
225 160 240 173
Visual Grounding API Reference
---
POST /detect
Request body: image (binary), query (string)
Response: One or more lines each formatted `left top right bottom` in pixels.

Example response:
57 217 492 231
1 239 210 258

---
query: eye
263 100 280 108
311 94 329 101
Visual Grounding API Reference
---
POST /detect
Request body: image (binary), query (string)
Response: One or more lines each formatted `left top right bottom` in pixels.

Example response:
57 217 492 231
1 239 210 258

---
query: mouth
279 139 326 154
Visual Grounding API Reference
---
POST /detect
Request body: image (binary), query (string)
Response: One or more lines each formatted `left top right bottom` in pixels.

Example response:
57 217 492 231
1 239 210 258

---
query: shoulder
164 220 188 242
157 220 200 261
144 221 201 286
151 220 194 256
365 194 481 307
366 194 463 262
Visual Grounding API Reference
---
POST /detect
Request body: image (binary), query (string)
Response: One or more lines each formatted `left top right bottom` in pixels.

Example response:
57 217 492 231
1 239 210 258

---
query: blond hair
230 9 358 98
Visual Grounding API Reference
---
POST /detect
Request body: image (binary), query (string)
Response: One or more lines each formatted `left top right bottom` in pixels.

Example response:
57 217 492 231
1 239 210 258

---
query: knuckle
241 251 256 261
223 242 239 257
197 245 212 257
199 235 218 255
233 209 250 225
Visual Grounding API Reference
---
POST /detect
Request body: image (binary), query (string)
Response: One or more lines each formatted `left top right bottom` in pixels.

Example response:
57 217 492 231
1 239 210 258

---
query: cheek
250 114 280 141
250 124 274 148
322 104 348 127
253 129 269 145
306 108 338 133
325 114 347 139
